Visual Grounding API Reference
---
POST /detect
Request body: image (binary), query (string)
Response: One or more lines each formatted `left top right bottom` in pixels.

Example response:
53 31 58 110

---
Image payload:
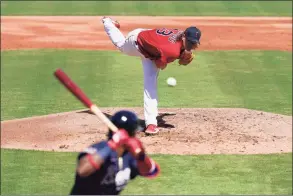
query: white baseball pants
102 18 159 127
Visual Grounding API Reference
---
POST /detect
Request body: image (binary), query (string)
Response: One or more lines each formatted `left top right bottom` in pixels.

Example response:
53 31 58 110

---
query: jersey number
156 28 174 36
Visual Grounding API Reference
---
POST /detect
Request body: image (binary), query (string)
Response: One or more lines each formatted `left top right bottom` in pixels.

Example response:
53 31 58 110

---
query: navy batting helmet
184 26 201 45
107 110 139 139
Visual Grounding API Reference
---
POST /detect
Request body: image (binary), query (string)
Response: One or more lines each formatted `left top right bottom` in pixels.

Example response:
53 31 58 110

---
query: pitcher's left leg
142 58 160 135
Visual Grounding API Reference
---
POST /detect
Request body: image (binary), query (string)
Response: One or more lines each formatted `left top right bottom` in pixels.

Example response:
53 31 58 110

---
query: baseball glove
178 50 194 65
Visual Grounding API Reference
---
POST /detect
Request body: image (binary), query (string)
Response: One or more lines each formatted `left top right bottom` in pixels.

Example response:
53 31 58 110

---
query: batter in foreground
70 110 160 195
102 17 201 135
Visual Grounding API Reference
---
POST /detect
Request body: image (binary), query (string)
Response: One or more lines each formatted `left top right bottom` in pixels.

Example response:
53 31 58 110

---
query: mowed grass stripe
0 50 123 120
1 50 292 121
206 51 292 114
1 1 292 16
1 149 291 194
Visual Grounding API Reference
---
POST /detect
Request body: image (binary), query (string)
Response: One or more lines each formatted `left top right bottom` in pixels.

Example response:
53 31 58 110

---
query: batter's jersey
70 141 159 195
136 28 184 69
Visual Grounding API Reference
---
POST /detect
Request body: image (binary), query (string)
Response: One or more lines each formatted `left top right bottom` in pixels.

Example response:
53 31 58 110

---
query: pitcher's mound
1 108 292 155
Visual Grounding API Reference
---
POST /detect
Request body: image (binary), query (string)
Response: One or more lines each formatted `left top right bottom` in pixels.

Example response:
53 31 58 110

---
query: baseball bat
54 68 118 132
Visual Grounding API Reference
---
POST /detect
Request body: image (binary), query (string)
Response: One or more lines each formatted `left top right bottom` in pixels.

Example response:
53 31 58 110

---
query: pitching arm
154 53 168 70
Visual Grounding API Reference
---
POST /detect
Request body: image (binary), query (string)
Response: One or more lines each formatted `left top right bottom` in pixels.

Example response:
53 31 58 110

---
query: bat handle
90 105 118 132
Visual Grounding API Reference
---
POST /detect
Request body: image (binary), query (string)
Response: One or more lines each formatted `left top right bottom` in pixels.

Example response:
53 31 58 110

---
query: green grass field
1 50 292 120
1 1 292 195
1 1 292 16
1 49 292 194
1 149 292 195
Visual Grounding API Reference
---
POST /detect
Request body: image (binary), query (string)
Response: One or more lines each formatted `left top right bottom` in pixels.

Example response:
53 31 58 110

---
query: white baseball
167 77 177 86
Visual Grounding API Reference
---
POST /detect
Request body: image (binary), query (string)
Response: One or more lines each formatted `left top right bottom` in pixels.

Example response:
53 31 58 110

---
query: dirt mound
1 108 292 155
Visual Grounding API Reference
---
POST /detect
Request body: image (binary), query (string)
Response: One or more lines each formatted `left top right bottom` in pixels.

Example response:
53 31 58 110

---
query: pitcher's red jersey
136 28 184 69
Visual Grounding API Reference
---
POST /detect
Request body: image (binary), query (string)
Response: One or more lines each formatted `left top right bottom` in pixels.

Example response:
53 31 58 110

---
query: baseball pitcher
70 110 160 195
102 17 201 135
